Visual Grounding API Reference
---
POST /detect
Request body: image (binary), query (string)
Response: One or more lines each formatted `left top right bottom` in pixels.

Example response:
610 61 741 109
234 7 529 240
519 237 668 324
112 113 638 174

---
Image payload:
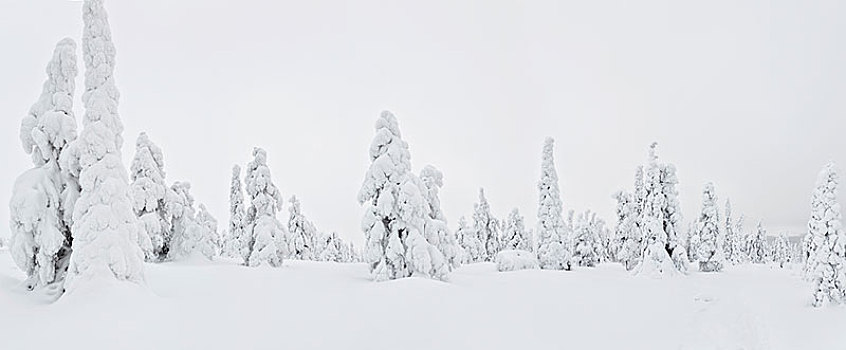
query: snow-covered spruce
419 165 461 269
224 165 249 260
635 143 687 275
694 183 724 272
771 233 791 268
166 182 216 260
57 0 147 291
502 208 532 252
473 188 501 262
317 232 344 262
536 138 571 270
129 132 169 261
746 221 769 264
10 38 78 291
495 250 539 272
244 148 287 267
357 111 448 281
288 195 318 260
456 216 482 263
804 163 846 307
572 211 601 267
722 198 744 265
614 192 641 269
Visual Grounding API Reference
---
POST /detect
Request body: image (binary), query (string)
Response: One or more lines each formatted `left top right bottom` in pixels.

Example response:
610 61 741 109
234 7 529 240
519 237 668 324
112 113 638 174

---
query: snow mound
495 250 539 272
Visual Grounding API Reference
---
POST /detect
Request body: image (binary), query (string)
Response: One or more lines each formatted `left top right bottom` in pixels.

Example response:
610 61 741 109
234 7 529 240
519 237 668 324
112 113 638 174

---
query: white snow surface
0 248 842 350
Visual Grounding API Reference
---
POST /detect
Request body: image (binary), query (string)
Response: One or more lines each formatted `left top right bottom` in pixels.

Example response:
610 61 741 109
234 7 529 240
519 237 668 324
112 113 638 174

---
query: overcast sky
2 0 845 245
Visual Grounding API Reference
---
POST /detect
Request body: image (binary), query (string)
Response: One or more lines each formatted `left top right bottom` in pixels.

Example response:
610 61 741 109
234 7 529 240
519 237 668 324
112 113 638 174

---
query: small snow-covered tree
723 198 743 265
59 0 146 290
419 165 461 268
572 211 601 267
695 183 723 272
225 165 249 261
746 221 769 264
536 138 571 270
244 148 287 267
288 195 318 260
502 208 532 252
357 111 448 280
129 132 169 261
456 216 482 263
613 191 641 270
805 163 846 306
10 38 78 291
166 182 216 260
473 188 501 261
319 232 343 262
771 233 791 268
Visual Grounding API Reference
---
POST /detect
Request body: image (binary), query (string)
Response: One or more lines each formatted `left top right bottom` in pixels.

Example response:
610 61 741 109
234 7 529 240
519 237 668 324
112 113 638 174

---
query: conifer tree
473 188 501 262
536 138 571 270
804 163 845 306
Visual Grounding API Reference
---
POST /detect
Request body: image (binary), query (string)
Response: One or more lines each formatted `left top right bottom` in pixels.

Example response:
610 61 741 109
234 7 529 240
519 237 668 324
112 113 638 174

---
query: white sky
2 0 845 245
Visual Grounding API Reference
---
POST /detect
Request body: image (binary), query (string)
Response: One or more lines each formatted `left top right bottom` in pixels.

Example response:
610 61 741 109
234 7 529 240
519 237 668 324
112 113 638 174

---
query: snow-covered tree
723 198 743 265
804 163 846 306
456 216 482 263
695 183 723 272
536 138 571 270
166 182 215 260
502 208 532 252
572 211 601 267
613 191 641 270
244 148 287 267
129 132 169 261
635 143 681 275
635 143 687 275
357 111 448 280
419 165 461 268
318 232 344 262
746 221 769 264
771 233 791 268
224 165 249 261
473 188 501 262
288 195 318 260
10 38 78 291
59 0 146 290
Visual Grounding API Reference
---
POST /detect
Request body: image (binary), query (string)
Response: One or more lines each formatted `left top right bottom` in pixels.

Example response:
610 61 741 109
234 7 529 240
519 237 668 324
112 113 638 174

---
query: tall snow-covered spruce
634 143 683 276
804 163 845 307
536 138 571 270
10 38 78 291
613 190 640 270
59 0 146 290
243 148 287 267
357 111 448 281
129 132 168 261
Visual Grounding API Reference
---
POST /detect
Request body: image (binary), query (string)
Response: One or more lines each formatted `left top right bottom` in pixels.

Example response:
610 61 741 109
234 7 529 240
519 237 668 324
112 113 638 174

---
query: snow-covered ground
0 248 843 350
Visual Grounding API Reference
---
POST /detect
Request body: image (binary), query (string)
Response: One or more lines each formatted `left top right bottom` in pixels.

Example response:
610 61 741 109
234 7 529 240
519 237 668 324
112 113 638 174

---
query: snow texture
495 250 539 272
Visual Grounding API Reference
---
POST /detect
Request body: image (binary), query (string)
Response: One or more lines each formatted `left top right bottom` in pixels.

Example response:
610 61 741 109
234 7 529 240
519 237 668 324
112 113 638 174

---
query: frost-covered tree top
21 38 78 167
357 111 412 205
61 0 145 290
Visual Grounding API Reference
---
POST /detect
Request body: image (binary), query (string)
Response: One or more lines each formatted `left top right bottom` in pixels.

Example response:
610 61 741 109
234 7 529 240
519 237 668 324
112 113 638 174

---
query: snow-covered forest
1 1 845 349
